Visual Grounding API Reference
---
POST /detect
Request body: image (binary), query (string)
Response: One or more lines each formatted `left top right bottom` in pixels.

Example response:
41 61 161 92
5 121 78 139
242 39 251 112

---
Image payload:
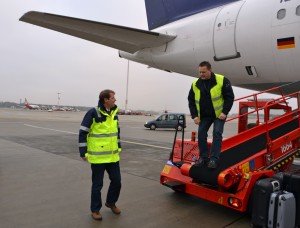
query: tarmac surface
0 108 251 228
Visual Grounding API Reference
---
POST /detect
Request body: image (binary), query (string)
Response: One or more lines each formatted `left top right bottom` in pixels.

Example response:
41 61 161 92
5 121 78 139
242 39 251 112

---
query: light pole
57 92 61 107
125 60 129 113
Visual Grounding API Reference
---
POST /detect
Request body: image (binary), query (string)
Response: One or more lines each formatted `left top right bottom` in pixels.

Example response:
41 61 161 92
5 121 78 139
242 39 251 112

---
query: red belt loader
160 86 300 212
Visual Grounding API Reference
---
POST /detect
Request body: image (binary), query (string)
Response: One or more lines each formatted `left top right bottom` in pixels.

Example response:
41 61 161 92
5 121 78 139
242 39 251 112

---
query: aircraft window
277 9 286 20
296 5 300 16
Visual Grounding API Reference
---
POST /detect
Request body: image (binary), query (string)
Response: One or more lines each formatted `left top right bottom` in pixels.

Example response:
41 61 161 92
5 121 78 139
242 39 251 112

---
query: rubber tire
177 125 183 131
150 124 156 130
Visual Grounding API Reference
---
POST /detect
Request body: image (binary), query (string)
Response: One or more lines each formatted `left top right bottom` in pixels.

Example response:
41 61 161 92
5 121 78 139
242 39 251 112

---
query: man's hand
193 117 200 125
218 112 227 120
81 157 87 161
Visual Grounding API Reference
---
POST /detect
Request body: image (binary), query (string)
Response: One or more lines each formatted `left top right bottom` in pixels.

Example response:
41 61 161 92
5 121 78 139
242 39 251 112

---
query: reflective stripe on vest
89 133 118 138
192 74 224 119
86 107 121 164
87 149 119 155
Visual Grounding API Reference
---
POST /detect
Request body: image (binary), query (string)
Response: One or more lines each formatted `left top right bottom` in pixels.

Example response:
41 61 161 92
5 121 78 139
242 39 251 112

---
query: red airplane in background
24 98 40 110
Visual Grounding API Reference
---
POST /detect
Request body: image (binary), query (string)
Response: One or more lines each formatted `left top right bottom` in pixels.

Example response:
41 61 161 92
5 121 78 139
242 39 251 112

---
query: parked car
144 113 186 130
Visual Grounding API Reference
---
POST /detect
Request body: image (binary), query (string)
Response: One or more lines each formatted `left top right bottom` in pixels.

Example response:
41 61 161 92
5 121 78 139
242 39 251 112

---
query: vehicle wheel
177 125 183 131
150 124 156 130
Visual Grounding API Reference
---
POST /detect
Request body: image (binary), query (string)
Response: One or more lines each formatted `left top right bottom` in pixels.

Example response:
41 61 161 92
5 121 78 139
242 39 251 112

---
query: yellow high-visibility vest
86 107 121 164
192 74 224 119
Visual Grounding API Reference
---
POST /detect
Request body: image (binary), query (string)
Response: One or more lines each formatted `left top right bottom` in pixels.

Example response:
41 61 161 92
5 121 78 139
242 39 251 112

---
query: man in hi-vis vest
188 61 234 169
79 89 122 220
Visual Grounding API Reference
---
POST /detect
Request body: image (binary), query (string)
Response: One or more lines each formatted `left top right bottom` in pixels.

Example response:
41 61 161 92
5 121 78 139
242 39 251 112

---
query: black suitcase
251 178 280 227
272 172 285 187
273 171 300 227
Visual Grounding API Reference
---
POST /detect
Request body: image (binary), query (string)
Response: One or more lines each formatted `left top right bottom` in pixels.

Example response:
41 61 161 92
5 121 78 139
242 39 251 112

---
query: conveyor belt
269 118 298 140
189 119 299 186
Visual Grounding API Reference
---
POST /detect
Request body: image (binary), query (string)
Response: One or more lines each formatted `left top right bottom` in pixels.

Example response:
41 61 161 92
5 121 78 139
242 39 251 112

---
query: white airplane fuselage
25 104 40 110
120 0 300 91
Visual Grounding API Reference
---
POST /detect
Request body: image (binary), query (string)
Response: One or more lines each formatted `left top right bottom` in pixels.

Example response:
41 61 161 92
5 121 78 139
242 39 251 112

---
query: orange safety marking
218 197 224 205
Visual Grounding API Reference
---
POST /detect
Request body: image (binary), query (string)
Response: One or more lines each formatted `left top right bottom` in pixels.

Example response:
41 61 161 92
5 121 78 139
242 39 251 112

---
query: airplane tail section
144 0 240 30
24 98 31 109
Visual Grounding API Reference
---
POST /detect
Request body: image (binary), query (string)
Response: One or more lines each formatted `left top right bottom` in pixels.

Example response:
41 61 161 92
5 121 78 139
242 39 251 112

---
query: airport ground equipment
160 86 300 213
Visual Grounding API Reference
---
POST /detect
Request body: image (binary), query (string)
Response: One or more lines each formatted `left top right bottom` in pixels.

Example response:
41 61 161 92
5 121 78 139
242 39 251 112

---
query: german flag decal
277 37 295 49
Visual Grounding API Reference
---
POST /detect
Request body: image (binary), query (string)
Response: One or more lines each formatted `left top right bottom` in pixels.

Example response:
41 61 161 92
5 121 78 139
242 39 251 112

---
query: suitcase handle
271 181 280 192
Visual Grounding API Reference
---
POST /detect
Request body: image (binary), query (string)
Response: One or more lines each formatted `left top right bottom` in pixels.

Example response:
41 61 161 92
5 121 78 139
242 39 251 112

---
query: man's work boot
193 158 207 167
105 203 121 214
91 212 102 220
207 160 217 169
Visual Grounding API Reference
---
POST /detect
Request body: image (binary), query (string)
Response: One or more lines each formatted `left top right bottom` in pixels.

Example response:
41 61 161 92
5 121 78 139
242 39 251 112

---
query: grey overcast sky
0 0 254 113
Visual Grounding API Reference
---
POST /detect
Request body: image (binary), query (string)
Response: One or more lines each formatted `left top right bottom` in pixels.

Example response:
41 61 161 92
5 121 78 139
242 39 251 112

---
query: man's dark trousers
90 162 121 212
198 117 225 162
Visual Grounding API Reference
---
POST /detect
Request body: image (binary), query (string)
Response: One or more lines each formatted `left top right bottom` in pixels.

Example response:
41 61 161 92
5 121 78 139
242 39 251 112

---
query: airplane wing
19 11 176 54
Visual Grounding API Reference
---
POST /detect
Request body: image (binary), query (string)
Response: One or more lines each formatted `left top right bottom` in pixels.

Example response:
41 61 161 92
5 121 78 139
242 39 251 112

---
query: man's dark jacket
188 73 234 119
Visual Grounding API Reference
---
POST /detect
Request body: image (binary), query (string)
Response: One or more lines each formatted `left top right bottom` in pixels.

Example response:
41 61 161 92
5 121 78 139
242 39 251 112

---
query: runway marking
122 141 171 150
24 124 77 135
120 126 142 129
24 124 172 149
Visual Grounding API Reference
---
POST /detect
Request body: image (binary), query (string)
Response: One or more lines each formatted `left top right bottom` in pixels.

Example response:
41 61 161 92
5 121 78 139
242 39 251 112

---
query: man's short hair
99 89 115 104
199 61 211 70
